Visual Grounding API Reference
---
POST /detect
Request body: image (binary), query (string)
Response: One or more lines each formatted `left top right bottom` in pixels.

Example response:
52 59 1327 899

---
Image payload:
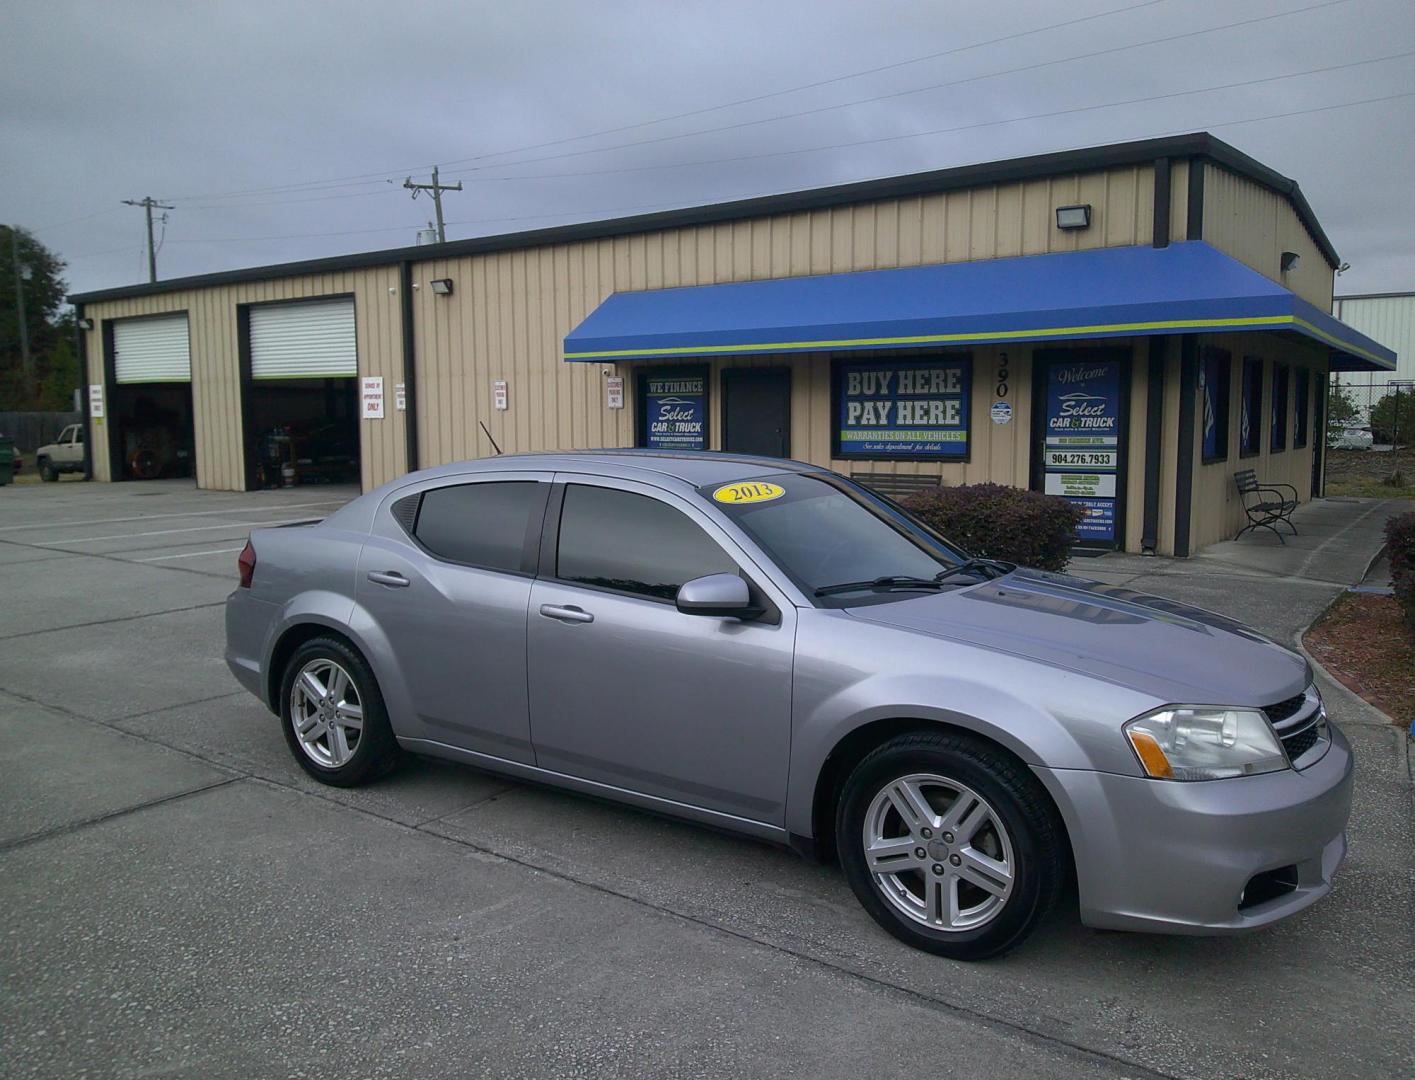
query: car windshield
704 473 981 605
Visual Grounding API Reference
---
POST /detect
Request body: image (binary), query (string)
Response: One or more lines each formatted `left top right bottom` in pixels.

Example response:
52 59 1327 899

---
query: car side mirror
676 573 758 619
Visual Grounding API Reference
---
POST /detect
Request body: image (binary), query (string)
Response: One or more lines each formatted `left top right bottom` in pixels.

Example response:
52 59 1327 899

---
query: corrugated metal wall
1202 163 1333 311
410 165 1158 453
1332 294 1415 387
82 267 405 491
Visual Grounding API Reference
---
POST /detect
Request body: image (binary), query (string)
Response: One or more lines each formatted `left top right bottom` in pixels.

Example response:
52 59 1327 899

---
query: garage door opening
244 298 360 489
108 314 195 481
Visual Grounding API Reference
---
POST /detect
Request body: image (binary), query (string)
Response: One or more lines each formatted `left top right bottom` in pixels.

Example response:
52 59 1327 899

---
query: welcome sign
1042 359 1123 543
835 357 970 460
643 373 707 451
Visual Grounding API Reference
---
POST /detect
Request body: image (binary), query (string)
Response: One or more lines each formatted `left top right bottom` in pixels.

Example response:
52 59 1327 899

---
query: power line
95 86 1411 255
438 47 1415 183
154 0 1355 208
440 0 1360 177
146 0 1182 204
453 0 1171 167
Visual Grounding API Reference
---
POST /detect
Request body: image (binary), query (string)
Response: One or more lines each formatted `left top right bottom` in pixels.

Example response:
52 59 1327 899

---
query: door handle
539 603 594 624
367 570 410 588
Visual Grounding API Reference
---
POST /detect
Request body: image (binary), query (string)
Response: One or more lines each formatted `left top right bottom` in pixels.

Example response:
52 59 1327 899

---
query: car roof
404 449 827 488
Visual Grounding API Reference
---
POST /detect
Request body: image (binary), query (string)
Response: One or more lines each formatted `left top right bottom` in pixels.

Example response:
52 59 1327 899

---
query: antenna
478 420 502 456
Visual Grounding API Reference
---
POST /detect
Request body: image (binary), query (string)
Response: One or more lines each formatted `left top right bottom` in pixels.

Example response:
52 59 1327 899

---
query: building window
414 481 545 572
1240 357 1263 457
1270 363 1289 452
1200 347 1231 463
556 484 737 602
1294 369 1310 449
832 355 971 461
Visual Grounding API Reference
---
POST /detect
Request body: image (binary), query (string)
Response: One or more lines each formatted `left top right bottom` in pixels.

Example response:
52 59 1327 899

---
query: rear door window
556 484 737 600
412 481 545 573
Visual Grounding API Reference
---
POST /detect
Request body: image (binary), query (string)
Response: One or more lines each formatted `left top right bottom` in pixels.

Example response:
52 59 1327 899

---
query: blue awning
564 241 1395 372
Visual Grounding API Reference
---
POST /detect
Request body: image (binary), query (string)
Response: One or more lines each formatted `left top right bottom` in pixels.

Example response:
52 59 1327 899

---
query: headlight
1124 706 1288 781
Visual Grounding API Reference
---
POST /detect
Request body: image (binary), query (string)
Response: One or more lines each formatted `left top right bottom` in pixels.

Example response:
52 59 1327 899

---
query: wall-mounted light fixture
76 317 94 331
429 278 454 296
1055 204 1092 230
1280 251 1301 275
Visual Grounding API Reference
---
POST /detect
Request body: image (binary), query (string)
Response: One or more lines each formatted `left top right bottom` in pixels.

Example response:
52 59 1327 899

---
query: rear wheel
836 731 1064 960
39 458 57 482
279 636 400 786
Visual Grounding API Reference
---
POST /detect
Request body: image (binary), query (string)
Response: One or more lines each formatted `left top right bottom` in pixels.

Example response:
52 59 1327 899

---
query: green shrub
1387 511 1415 631
903 483 1085 572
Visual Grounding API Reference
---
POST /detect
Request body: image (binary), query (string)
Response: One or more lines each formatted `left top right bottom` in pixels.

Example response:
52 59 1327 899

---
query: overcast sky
4 0 1413 302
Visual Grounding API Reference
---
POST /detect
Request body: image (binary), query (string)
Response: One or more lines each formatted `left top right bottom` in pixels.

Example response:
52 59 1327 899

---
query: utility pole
123 196 175 283
9 226 33 398
402 166 462 243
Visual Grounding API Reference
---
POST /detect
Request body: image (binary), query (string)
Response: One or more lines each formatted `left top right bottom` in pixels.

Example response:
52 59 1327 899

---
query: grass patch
1304 591 1415 727
1324 447 1415 499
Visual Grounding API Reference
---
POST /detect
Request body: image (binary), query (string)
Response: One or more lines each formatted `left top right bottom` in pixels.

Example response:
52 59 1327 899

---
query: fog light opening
1239 865 1298 911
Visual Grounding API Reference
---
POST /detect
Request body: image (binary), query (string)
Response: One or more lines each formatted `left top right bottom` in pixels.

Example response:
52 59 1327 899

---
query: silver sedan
225 451 1351 959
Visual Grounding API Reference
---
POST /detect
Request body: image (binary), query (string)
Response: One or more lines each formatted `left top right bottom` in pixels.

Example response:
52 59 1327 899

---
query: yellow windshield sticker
713 481 786 505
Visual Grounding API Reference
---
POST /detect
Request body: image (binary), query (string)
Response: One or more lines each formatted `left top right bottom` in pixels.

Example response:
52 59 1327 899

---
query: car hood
844 568 1308 706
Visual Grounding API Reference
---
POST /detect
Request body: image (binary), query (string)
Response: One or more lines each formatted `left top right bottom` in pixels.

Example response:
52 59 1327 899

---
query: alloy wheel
289 658 363 768
862 773 1016 932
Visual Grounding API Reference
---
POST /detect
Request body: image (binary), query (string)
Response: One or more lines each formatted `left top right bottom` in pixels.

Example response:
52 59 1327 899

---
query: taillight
237 540 256 588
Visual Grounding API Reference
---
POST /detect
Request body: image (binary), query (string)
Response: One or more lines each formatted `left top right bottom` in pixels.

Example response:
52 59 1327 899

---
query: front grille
1263 686 1328 768
1281 723 1322 761
1265 693 1307 725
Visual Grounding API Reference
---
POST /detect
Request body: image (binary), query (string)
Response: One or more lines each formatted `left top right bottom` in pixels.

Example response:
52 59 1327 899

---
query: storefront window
1271 363 1289 452
1294 369 1310 449
832 355 971 461
1240 357 1263 457
1200 347 1231 463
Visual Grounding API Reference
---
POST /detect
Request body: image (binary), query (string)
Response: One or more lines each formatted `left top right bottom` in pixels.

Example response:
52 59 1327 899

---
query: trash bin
0 436 14 486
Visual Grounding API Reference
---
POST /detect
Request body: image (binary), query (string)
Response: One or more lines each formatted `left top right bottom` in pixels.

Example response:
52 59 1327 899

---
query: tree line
1 226 79 411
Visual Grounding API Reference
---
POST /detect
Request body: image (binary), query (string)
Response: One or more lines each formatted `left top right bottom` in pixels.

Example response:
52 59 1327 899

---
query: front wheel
836 732 1065 960
279 637 401 787
40 458 58 482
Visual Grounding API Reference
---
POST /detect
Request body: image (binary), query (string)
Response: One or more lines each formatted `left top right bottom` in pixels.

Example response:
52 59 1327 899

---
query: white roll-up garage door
113 315 191 383
249 298 357 379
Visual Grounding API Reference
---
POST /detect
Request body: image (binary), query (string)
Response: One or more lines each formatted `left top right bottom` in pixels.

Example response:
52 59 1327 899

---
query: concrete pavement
1 480 1412 1078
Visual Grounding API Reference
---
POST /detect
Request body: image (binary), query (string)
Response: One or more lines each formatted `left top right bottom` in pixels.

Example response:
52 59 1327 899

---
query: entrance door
1031 349 1130 550
723 368 790 458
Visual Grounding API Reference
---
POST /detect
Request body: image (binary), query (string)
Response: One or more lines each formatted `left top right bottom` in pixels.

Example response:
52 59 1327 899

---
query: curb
1293 632 1413 787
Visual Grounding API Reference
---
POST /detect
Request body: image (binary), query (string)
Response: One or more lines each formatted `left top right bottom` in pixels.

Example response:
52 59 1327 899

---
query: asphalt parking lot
2 479 1412 1079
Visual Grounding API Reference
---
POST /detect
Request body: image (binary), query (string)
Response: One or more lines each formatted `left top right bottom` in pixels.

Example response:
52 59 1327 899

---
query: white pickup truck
34 424 85 481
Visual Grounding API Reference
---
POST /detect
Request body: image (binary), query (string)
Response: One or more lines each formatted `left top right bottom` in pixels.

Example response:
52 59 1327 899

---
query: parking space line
136 547 246 562
47 517 318 545
0 499 348 533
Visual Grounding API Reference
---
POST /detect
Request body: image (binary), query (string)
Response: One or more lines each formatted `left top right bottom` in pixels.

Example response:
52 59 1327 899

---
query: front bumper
1034 724 1353 934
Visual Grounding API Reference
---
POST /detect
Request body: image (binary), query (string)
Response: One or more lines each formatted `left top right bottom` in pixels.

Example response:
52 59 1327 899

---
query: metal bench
849 471 943 500
1234 468 1299 543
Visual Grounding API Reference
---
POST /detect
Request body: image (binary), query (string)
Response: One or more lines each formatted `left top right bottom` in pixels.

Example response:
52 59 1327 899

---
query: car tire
39 458 57 482
836 731 1065 960
278 636 401 787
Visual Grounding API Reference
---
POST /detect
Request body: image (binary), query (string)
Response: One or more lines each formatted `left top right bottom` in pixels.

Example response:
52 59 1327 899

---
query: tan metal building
71 133 1395 556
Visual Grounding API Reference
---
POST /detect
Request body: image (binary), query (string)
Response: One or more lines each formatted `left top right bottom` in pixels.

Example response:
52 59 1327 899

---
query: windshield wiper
933 557 1014 582
814 575 948 597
